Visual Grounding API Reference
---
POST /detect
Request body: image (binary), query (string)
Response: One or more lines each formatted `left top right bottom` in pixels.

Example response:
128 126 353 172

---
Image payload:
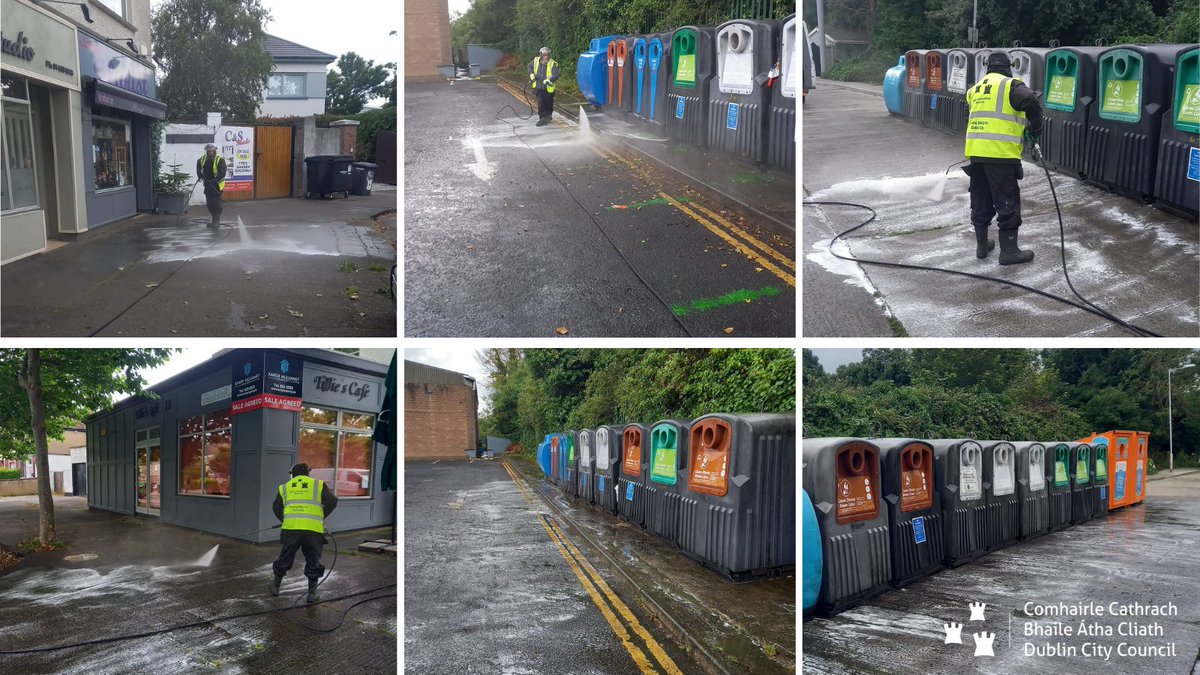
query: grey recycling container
981 440 1021 551
1068 442 1096 524
565 430 580 498
802 437 889 614
617 423 649 527
932 439 987 567
350 162 376 196
1044 442 1074 532
1013 442 1050 541
876 438 944 587
645 419 689 546
578 429 596 506
707 19 777 163
594 425 623 515
680 414 795 581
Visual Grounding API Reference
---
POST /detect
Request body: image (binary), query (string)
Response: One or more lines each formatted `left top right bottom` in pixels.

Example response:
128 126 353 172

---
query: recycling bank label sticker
913 516 927 544
626 482 635 501
676 97 686 119
1187 147 1200 183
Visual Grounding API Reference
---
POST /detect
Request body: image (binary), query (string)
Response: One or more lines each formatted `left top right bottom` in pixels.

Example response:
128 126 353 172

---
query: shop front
86 349 395 542
1 0 88 264
77 30 165 226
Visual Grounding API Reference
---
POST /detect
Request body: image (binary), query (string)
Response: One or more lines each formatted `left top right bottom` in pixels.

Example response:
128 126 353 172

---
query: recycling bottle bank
579 428 595 506
708 19 776 163
550 434 561 485
943 48 978 133
801 489 823 615
1152 45 1199 220
1041 46 1106 178
1044 442 1074 532
539 434 553 478
802 438 890 614
981 440 1021 552
767 13 798 171
617 423 649 528
594 424 624 515
876 438 944 587
578 36 621 105
1091 440 1110 518
666 26 715 148
922 49 946 128
645 34 671 135
1133 431 1150 504
645 419 690 547
883 54 907 116
605 38 629 121
680 414 795 580
564 430 578 497
1013 442 1050 541
1068 442 1096 524
932 439 987 567
903 50 928 121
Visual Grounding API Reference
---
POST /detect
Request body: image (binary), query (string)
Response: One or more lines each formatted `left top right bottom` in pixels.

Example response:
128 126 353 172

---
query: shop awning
92 79 167 120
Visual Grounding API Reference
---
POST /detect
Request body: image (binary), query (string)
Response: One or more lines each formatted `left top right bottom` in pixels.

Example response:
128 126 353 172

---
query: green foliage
0 468 20 480
348 107 398 163
326 52 397 115
0 349 176 461
154 161 193 195
824 50 905 84
479 349 795 456
804 349 1200 459
152 0 274 120
1163 0 1200 43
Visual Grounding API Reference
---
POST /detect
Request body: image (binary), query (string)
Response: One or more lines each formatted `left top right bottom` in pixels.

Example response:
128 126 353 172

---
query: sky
404 349 492 411
808 348 864 371
110 347 216 403
449 0 472 19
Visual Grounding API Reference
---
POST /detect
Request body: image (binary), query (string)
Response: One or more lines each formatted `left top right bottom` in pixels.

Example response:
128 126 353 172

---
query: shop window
267 73 307 98
92 117 132 191
299 406 376 497
178 410 232 497
1 74 38 212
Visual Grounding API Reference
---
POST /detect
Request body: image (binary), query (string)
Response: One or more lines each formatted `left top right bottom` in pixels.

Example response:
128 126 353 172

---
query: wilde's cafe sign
1 0 80 89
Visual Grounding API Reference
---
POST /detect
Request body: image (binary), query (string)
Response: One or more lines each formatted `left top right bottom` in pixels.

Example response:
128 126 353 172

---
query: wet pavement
802 80 1200 337
0 496 396 674
1 195 397 336
803 471 1200 674
404 78 795 337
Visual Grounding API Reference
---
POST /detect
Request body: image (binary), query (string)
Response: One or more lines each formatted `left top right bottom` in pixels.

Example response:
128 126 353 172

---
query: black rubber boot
269 573 282 597
998 229 1034 265
973 224 995 259
535 117 548 127
306 579 319 604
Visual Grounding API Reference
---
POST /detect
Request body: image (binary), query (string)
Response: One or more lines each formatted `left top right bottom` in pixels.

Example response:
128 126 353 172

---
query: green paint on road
731 173 771 185
607 196 692 210
672 286 782 316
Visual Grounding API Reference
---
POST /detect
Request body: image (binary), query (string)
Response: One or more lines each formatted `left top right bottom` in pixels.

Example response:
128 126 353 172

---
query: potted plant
154 161 195 214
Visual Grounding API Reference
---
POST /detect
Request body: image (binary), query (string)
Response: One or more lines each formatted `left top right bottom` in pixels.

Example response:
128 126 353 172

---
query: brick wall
404 382 477 460
404 0 452 79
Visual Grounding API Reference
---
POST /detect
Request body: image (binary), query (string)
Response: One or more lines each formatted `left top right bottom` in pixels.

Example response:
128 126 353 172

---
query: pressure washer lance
174 178 203 227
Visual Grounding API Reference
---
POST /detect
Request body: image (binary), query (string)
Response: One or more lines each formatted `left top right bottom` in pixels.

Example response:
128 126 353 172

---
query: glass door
135 428 161 516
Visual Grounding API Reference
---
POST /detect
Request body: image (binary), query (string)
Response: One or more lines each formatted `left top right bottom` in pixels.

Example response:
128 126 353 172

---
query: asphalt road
803 471 1200 674
404 459 698 674
404 79 796 337
802 80 1199 337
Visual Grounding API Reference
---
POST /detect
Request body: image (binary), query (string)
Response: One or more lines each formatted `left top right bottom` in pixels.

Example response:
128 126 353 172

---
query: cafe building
86 348 395 542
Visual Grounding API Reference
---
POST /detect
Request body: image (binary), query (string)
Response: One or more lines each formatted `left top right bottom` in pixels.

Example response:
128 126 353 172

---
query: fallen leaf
145 283 158 288
617 307 624 314
349 294 359 300
288 310 304 318
555 326 569 335
613 204 628 209
724 327 734 334
170 329 178 333
755 267 764 273
315 293 323 297
720 263 728 268
258 315 269 320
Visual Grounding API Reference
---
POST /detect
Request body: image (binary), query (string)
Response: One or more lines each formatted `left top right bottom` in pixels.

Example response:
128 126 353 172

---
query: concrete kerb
494 73 795 239
505 457 734 675
1147 468 1200 482
814 77 885 98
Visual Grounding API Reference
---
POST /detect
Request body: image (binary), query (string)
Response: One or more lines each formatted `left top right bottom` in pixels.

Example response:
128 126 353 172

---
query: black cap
986 52 1012 69
291 463 310 476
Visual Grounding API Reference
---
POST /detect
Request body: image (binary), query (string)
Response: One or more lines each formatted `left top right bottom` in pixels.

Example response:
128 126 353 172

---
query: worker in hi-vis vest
196 143 227 228
963 51 1044 265
528 47 560 126
271 463 338 603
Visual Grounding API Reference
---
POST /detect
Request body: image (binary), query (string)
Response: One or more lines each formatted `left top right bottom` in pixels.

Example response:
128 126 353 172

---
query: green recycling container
1153 46 1199 220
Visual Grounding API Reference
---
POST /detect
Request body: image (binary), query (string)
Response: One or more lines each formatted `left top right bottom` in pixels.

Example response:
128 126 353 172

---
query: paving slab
802 82 1199 337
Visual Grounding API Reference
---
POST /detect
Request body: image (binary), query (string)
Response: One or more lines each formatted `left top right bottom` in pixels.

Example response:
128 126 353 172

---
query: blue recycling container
538 434 553 477
801 488 822 614
883 54 906 115
578 35 621 106
645 35 670 135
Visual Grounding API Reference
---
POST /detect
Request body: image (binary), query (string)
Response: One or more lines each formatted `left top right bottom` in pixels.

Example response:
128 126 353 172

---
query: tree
0 349 175 545
152 0 274 119
325 53 396 114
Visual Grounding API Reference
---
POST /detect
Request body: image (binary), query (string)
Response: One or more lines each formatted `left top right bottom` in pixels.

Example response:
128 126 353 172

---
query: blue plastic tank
801 488 822 612
578 35 622 105
883 54 906 115
538 434 553 477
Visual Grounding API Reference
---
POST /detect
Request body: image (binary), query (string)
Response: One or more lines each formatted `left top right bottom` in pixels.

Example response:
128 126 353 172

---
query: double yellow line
501 460 682 675
494 81 795 287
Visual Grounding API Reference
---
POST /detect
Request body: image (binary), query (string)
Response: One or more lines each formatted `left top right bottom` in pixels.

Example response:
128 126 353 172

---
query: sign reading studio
1 0 80 89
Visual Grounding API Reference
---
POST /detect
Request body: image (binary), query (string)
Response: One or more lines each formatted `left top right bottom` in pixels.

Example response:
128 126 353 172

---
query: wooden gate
254 125 294 199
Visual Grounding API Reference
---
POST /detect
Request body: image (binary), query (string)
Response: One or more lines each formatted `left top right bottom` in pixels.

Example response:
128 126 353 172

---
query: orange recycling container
1078 430 1143 510
1132 432 1150 505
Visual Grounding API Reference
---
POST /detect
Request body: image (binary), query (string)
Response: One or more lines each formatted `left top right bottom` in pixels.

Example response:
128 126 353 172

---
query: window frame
266 72 308 100
93 0 127 20
2 74 40 214
299 405 376 499
91 114 134 193
177 409 233 499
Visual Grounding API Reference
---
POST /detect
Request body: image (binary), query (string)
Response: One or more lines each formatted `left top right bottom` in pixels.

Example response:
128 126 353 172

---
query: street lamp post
1168 363 1195 474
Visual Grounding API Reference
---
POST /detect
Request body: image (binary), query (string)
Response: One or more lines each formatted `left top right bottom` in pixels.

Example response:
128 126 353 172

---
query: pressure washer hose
803 154 1162 338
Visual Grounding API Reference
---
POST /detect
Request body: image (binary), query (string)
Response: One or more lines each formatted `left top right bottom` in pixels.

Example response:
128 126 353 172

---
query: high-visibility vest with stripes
964 72 1027 160
529 58 558 93
199 154 226 190
279 475 325 533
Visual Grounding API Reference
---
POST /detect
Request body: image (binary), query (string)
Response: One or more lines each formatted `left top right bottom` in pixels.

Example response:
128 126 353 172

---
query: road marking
466 137 496 182
671 285 783 316
607 196 693 210
501 460 682 675
658 193 796 287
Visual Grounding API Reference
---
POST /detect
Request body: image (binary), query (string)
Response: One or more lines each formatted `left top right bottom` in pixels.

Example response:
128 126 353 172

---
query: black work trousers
273 530 325 581
203 183 223 222
536 89 554 121
966 162 1023 231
